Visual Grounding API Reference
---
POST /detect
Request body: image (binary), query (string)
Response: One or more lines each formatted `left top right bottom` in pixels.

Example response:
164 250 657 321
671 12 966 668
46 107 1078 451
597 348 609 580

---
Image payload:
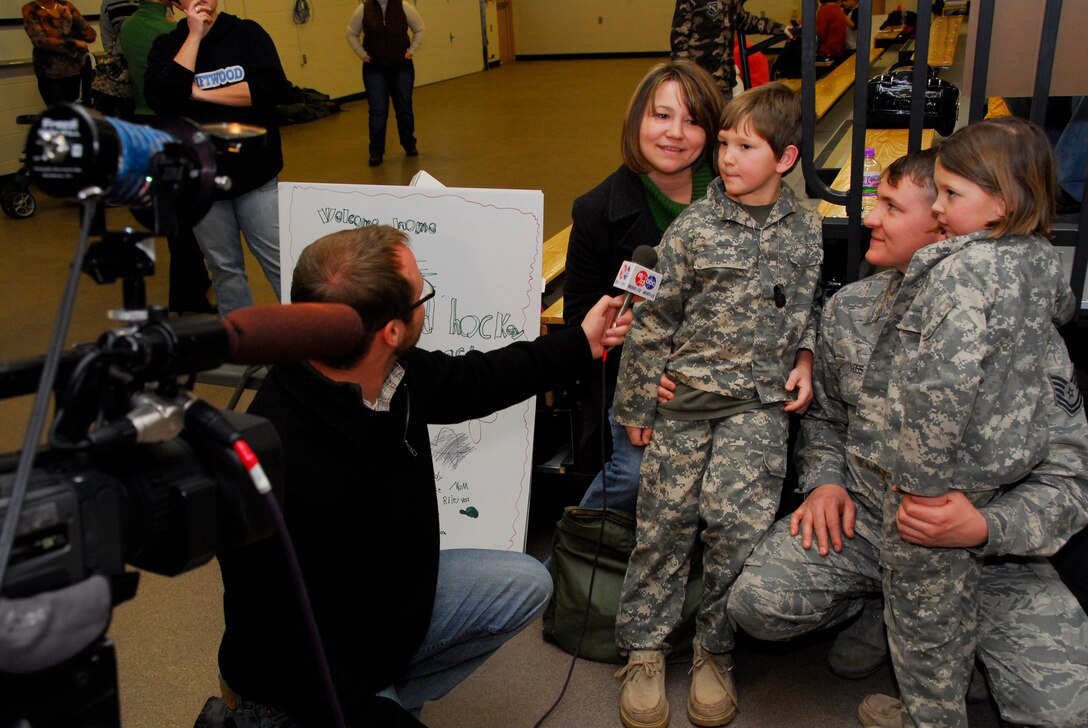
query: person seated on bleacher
816 0 849 60
842 0 859 51
564 59 724 514
728 149 1088 728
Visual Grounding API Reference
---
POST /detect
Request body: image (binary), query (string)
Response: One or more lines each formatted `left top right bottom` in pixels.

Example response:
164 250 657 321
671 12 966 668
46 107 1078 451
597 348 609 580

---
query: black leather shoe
405 147 418 157
369 154 383 167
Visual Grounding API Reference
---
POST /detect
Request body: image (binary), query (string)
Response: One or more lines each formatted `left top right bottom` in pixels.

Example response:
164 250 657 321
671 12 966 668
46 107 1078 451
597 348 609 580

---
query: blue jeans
381 549 551 714
577 407 646 513
194 549 550 726
362 59 417 156
193 177 282 315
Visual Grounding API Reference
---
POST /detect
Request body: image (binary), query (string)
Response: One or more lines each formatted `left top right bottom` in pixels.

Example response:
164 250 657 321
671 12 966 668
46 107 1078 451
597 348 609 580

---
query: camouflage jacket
613 178 822 429
798 266 1088 557
671 0 784 95
876 231 1075 496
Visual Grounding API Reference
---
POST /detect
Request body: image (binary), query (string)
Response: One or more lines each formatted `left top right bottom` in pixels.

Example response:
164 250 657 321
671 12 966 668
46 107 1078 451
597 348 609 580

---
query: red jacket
816 2 848 57
733 37 769 88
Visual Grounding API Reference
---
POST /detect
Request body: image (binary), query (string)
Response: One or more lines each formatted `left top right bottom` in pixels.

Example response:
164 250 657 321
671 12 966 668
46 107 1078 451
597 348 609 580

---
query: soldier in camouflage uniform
728 148 1088 728
612 84 822 728
671 0 786 99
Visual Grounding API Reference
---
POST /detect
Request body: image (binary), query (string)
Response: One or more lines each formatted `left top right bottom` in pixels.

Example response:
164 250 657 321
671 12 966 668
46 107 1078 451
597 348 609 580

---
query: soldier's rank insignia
1050 373 1084 416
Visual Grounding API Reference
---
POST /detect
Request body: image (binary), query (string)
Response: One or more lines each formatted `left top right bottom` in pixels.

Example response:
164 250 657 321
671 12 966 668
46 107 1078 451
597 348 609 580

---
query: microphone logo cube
614 262 661 301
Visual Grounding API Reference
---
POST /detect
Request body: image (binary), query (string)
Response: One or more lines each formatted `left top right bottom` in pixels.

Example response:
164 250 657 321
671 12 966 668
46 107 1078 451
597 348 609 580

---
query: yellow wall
512 0 801 56
513 0 672 55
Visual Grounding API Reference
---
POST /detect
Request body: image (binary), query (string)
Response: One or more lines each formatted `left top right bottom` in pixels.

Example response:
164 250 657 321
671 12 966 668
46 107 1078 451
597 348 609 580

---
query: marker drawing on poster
278 179 544 552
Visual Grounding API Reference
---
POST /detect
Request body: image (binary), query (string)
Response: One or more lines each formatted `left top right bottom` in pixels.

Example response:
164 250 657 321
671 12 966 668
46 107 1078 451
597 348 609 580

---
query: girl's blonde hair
935 116 1056 238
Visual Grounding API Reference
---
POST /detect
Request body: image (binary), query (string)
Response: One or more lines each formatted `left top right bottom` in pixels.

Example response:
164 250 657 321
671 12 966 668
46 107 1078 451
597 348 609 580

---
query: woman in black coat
564 60 724 512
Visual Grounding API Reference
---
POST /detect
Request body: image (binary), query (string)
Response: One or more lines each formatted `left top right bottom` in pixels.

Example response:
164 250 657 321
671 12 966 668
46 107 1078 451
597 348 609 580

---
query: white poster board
278 181 544 551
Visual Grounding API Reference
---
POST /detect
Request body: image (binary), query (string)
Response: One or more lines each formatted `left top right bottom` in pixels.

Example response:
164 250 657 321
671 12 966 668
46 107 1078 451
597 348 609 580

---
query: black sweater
218 327 590 726
145 13 288 198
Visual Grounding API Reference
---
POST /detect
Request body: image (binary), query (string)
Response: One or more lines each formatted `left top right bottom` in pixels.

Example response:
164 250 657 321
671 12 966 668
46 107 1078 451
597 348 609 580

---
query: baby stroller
1 114 39 219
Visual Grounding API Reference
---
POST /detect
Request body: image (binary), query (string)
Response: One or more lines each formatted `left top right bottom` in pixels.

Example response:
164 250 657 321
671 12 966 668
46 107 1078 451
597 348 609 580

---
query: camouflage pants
881 487 997 728
615 407 787 654
729 506 1088 727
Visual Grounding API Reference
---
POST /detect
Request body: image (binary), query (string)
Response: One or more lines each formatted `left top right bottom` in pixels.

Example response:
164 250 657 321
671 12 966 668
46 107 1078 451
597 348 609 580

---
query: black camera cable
47 346 132 449
532 347 614 727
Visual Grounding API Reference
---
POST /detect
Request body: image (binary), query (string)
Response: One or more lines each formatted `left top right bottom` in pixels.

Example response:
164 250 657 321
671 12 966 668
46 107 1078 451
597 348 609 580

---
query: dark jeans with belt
362 58 417 156
36 74 82 106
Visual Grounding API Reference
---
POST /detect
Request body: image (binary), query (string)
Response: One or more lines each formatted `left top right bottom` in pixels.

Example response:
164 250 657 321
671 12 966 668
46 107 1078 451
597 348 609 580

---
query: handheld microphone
613 245 662 321
108 303 367 379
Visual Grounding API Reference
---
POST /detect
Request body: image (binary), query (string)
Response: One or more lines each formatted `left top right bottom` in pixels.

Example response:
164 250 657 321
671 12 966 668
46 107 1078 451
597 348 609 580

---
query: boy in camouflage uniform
728 150 1088 728
671 0 787 99
612 83 822 728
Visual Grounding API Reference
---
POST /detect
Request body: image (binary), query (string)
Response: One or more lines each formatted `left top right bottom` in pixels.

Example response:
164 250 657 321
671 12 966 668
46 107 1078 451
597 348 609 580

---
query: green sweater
119 1 175 116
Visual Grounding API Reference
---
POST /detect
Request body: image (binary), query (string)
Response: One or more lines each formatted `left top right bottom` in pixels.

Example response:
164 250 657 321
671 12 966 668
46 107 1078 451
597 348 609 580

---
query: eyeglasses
408 278 436 312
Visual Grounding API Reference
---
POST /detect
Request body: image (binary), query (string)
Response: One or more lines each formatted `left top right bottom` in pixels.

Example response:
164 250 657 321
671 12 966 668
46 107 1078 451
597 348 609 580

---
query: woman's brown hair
620 60 724 174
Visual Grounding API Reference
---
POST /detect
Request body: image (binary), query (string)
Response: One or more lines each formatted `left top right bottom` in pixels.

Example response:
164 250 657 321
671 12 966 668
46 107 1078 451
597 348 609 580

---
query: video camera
0 105 283 728
0 414 281 727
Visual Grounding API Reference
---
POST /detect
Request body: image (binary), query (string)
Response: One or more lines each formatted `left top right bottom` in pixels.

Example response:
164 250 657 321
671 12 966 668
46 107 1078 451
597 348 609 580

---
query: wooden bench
885 15 962 68
875 25 904 48
816 127 936 218
540 224 571 333
541 223 571 290
926 14 962 68
541 296 564 331
942 0 969 15
780 47 884 122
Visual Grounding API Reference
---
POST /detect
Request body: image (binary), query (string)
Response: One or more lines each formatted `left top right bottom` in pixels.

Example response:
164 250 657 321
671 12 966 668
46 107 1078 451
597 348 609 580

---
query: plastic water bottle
861 147 881 217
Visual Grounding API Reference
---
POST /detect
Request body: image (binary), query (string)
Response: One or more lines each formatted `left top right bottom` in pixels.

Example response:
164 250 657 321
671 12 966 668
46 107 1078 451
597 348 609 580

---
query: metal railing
800 0 1087 321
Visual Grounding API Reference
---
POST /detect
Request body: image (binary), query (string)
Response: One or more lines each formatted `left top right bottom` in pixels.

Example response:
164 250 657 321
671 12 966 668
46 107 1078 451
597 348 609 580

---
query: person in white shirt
346 0 426 167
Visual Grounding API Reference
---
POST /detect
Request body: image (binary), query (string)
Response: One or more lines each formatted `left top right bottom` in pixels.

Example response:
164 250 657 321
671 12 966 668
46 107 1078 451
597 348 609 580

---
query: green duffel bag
541 506 703 664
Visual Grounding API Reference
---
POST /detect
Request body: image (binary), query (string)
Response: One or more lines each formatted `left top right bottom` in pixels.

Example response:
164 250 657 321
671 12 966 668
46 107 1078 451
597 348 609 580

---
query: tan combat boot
615 650 669 728
687 644 737 726
857 693 902 728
